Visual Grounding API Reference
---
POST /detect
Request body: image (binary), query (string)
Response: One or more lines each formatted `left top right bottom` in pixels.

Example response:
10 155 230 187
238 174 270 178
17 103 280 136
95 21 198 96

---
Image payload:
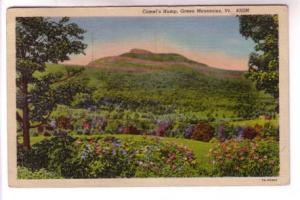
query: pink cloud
63 40 249 71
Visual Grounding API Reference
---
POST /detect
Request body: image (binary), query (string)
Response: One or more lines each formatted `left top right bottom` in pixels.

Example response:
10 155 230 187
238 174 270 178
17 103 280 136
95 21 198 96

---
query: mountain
45 49 275 119
87 48 244 79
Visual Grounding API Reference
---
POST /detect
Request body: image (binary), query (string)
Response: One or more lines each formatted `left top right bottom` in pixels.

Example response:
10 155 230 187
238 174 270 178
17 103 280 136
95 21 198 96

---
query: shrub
134 139 199 177
17 136 77 172
191 122 214 142
184 124 194 139
254 124 263 134
106 120 122 134
220 124 237 141
242 126 258 139
154 120 173 137
46 136 82 177
209 138 279 176
209 137 219 144
56 116 73 130
17 140 53 171
260 123 279 140
17 135 203 178
120 125 140 135
17 167 61 179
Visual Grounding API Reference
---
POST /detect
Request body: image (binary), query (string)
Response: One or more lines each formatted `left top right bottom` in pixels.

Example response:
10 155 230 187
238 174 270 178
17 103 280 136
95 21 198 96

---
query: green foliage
17 135 207 178
16 17 86 66
17 136 77 172
46 63 276 122
17 141 50 171
257 122 279 140
239 15 279 99
209 138 279 176
17 167 62 179
16 17 88 148
71 92 94 108
234 91 259 119
105 119 122 134
20 134 214 168
134 140 200 177
215 123 236 141
28 67 90 124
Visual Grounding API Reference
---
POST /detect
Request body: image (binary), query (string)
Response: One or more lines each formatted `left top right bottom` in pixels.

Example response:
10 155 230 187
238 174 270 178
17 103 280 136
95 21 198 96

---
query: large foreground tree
238 15 279 102
16 17 87 148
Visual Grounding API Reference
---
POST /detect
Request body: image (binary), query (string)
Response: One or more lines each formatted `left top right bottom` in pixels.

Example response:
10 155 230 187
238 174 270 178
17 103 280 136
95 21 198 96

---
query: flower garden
17 109 279 178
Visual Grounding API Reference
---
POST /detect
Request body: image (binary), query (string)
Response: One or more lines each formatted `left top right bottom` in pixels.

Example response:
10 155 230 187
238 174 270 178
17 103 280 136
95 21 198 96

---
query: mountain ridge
86 48 245 79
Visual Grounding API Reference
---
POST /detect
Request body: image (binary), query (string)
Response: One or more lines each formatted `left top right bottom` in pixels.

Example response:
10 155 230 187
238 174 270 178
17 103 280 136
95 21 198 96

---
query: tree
16 17 87 148
235 91 258 119
238 15 279 102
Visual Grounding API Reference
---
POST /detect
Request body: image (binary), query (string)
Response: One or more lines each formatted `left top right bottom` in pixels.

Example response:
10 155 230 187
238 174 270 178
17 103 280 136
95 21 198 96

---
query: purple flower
81 151 88 160
236 126 244 141
184 125 194 139
86 144 92 151
112 141 121 147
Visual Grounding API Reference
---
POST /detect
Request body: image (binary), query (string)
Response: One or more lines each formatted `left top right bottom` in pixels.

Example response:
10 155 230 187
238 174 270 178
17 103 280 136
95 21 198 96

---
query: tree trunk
21 81 30 149
22 107 30 149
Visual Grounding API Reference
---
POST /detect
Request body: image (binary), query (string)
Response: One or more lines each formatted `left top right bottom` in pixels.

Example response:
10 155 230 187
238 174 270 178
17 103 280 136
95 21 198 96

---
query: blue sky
67 16 255 70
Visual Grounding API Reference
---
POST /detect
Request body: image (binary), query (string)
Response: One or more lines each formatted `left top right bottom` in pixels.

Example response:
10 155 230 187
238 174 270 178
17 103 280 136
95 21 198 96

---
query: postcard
7 5 289 187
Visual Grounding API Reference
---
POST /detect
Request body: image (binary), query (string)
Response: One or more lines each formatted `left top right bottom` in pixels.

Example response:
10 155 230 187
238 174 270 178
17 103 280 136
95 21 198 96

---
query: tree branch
16 112 23 122
29 111 52 128
30 122 45 129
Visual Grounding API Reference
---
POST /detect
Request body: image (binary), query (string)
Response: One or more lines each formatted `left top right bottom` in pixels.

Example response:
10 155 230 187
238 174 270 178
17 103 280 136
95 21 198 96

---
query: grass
19 134 214 169
161 136 213 168
229 117 279 127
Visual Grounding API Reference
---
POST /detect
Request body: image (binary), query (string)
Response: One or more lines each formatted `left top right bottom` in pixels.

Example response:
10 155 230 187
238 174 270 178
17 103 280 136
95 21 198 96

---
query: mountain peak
87 49 244 78
128 48 153 55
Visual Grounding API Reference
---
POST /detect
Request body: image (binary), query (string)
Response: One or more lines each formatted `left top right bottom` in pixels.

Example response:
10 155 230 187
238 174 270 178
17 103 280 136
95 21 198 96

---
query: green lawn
229 117 278 127
19 134 214 169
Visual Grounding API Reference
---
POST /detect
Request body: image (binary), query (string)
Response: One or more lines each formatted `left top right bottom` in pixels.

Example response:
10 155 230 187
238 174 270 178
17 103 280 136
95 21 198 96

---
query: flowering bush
191 122 214 142
154 120 173 137
133 139 199 177
259 123 279 140
209 138 279 176
18 135 204 178
117 125 140 135
216 124 237 141
184 124 194 139
242 126 258 139
56 116 73 130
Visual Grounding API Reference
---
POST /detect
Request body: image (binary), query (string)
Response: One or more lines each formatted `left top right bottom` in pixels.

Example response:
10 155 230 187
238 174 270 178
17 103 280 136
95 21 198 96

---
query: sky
65 16 255 71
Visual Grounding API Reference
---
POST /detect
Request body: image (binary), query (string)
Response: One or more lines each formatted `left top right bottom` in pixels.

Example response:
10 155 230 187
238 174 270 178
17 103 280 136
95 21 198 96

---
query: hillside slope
44 49 276 119
87 48 244 79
